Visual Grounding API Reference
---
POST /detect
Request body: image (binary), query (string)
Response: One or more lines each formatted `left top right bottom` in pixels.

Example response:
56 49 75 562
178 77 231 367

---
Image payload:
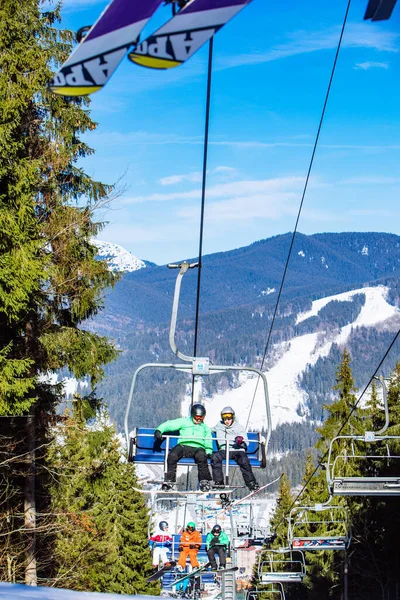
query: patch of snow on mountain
95 240 145 273
296 285 395 325
298 250 305 257
361 245 369 256
190 286 399 432
261 287 275 296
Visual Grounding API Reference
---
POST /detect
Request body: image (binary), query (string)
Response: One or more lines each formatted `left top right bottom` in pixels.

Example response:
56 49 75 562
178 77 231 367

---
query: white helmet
221 406 235 420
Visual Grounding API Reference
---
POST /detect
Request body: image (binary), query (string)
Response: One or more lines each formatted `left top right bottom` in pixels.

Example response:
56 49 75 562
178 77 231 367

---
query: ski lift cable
274 326 400 532
245 0 352 430
191 38 214 409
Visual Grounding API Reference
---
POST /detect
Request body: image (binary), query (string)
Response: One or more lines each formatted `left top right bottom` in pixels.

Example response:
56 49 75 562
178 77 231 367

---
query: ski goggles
221 414 233 420
193 415 205 422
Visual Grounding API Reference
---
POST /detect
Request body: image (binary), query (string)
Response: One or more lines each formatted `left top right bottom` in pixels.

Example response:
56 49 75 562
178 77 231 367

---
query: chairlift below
257 548 306 583
288 503 351 552
326 377 400 496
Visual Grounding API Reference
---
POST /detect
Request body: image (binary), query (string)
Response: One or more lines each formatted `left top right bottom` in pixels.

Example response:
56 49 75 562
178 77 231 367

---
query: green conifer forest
0 0 156 591
253 353 400 600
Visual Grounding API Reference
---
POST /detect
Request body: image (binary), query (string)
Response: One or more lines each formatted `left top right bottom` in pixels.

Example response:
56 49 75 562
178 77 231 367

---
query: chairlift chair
125 262 272 487
326 377 400 496
288 503 351 552
257 548 306 583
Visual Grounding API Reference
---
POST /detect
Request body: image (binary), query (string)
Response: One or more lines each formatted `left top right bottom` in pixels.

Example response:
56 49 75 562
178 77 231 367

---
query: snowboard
128 0 253 70
173 564 238 585
50 0 162 96
147 560 177 582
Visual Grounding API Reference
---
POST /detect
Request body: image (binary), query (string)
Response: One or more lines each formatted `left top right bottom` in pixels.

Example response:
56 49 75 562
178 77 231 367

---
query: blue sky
58 0 400 264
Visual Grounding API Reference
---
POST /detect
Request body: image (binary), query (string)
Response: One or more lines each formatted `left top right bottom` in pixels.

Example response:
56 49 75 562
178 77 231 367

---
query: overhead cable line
191 38 214 408
274 325 400 532
245 0 353 429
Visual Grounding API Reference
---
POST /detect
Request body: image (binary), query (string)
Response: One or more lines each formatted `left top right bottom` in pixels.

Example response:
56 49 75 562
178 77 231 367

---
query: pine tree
47 403 158 594
251 475 292 588
0 0 119 583
269 473 294 550
298 350 361 599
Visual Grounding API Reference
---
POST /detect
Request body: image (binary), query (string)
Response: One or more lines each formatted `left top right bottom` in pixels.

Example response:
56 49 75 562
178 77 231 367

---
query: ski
132 486 236 495
49 0 162 96
173 564 238 586
132 480 237 495
215 474 284 514
147 561 177 582
128 0 252 70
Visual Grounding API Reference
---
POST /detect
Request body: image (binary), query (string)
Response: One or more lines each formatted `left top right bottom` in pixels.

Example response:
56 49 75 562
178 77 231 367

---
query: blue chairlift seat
129 427 265 468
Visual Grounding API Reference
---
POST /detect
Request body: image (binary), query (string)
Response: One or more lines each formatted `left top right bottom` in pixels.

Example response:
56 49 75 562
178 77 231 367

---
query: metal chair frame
326 377 400 496
258 548 306 583
125 262 272 487
288 503 351 551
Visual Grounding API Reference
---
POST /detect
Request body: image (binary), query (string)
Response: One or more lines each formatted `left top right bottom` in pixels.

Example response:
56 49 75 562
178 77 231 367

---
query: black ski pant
207 545 226 569
212 449 256 487
165 444 212 482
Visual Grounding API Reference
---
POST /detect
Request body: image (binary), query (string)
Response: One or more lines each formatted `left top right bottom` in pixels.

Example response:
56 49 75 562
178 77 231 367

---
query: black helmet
221 406 235 420
191 404 206 419
212 524 222 535
159 521 168 531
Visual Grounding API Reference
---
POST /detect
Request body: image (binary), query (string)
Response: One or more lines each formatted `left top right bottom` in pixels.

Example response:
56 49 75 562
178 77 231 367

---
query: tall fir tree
296 350 361 599
47 401 158 595
0 0 119 584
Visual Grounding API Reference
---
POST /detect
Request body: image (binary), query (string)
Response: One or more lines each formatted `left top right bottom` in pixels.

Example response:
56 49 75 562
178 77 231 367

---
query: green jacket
157 417 213 454
206 531 230 550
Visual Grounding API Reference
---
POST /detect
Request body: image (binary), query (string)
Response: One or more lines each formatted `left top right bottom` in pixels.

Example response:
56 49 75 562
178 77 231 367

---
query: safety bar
124 363 271 455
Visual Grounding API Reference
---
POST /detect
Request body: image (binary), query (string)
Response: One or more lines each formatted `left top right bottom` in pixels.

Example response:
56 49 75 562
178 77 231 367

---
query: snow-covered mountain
91 232 400 438
94 240 146 273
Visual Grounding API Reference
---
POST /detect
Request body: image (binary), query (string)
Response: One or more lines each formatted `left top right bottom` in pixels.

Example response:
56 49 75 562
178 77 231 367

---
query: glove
234 436 247 450
154 430 162 440
178 546 183 552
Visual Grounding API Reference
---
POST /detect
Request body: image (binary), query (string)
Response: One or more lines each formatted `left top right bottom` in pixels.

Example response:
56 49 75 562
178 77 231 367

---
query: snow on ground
0 583 159 599
94 240 146 273
187 286 399 431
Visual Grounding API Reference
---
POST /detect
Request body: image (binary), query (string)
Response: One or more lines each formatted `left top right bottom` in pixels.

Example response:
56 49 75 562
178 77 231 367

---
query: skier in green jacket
206 524 229 570
155 404 213 492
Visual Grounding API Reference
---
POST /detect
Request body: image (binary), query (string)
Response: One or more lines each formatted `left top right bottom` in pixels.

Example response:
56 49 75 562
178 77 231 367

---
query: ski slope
196 286 399 430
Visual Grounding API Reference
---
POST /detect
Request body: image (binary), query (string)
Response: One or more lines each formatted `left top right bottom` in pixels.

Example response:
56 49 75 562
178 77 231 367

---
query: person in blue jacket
155 404 213 492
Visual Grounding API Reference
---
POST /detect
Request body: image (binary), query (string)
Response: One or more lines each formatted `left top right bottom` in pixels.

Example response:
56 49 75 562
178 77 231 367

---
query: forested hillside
89 233 400 440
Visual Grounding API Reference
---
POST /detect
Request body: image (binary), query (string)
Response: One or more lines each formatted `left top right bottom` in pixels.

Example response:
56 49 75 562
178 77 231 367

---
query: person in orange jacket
177 522 202 570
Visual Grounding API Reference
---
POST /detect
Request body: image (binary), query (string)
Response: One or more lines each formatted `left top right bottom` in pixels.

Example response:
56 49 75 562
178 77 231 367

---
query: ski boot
199 480 211 492
248 481 260 492
161 481 174 491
